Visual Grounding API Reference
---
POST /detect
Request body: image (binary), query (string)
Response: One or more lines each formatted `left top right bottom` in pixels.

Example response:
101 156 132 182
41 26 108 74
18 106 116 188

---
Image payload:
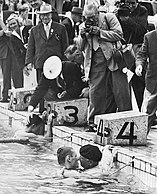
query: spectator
62 0 72 14
62 6 82 44
71 0 79 8
8 0 19 11
117 0 148 111
25 3 68 113
85 0 100 7
135 14 157 134
98 0 117 13
79 3 132 131
26 0 46 10
18 3 32 26
0 0 14 102
6 13 26 88
27 50 86 114
26 0 59 24
2 0 9 10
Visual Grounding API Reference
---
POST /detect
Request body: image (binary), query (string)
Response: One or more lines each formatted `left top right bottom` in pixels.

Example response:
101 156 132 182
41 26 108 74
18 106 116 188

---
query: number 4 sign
95 111 148 146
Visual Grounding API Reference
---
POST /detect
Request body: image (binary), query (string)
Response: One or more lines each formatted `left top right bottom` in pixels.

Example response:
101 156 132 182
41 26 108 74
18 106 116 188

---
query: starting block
8 87 35 111
94 111 148 146
45 98 88 126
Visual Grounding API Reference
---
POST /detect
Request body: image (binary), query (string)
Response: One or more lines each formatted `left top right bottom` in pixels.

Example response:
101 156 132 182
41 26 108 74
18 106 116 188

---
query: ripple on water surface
0 119 156 194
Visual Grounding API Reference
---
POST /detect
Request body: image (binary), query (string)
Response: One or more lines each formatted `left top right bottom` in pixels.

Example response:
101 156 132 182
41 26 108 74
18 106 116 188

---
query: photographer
79 3 132 132
117 0 148 111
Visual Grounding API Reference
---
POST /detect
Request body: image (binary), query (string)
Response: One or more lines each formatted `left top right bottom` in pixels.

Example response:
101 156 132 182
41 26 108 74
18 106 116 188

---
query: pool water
0 115 156 194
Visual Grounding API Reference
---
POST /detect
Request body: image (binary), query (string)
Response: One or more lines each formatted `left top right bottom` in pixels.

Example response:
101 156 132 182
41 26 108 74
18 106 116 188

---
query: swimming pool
0 113 156 194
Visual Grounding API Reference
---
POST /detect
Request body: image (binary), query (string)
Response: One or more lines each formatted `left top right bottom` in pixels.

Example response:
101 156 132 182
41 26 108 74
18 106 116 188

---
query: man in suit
135 14 157 134
62 6 82 44
117 0 148 111
25 3 69 112
79 3 132 131
0 0 14 102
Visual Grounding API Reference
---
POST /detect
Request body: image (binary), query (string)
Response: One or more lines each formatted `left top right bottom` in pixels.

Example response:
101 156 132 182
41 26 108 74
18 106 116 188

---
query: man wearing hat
62 6 82 44
79 144 114 176
79 144 102 170
27 45 87 114
25 3 69 113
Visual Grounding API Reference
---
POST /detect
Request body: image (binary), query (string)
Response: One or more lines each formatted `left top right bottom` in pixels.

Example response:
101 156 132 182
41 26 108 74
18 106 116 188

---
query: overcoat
0 10 14 59
136 30 157 94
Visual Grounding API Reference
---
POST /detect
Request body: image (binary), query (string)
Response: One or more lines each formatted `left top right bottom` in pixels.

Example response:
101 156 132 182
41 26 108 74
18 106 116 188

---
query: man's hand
26 105 34 125
23 66 30 76
79 87 89 98
27 63 33 71
4 30 12 37
89 26 100 35
23 63 33 76
0 30 4 36
135 65 143 76
80 28 86 38
57 91 67 99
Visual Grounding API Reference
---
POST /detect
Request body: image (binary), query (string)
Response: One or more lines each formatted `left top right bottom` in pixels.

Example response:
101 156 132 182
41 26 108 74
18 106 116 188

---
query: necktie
45 24 49 39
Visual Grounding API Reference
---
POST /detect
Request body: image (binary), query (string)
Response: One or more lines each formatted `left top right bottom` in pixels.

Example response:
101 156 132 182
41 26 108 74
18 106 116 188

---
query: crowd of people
0 0 157 136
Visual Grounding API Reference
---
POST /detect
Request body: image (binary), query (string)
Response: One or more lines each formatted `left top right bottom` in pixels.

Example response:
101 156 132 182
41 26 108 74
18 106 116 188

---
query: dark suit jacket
10 28 28 69
21 25 33 44
62 17 75 45
136 30 157 93
29 61 86 108
0 10 14 59
118 4 148 44
25 21 69 69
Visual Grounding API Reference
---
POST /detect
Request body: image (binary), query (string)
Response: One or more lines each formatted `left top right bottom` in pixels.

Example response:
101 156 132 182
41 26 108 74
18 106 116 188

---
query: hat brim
37 10 52 14
43 56 62 80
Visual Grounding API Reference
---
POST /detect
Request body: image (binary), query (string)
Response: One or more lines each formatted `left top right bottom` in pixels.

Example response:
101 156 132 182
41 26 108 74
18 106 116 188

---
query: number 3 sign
45 98 88 126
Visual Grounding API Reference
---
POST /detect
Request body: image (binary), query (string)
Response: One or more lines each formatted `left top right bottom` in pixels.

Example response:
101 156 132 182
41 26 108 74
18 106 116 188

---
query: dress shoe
0 99 9 103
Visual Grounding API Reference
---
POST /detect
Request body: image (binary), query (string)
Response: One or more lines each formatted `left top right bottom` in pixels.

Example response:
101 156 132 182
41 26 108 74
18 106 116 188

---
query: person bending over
27 45 87 115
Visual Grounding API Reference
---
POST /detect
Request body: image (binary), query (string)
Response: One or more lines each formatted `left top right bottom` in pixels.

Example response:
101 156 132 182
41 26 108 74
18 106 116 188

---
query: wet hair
57 146 74 165
25 114 45 135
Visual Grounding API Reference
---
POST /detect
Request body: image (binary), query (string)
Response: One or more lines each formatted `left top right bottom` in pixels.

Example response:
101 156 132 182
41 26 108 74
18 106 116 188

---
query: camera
84 17 97 32
117 3 131 17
